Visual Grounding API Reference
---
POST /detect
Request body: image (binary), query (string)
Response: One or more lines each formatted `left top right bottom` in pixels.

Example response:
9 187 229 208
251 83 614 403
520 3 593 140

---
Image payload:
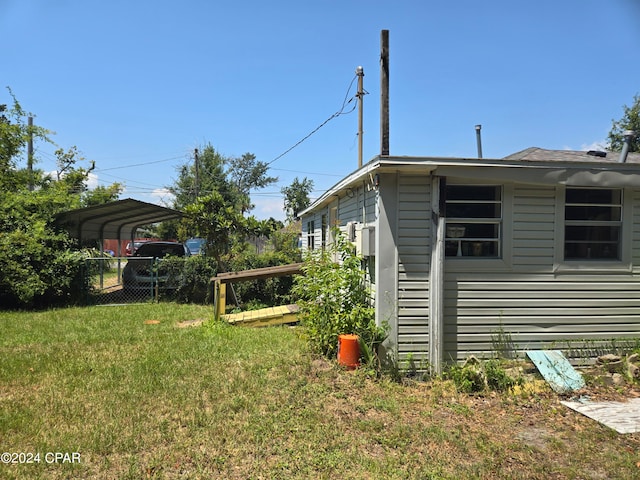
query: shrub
226 248 300 309
292 231 386 358
446 358 523 393
161 255 217 304
446 362 486 394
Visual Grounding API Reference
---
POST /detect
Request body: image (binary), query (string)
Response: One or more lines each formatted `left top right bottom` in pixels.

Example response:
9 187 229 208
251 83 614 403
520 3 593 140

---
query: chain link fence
84 256 178 305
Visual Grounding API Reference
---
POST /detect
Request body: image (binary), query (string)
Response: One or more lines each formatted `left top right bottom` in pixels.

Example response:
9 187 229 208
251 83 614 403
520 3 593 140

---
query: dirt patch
176 319 205 328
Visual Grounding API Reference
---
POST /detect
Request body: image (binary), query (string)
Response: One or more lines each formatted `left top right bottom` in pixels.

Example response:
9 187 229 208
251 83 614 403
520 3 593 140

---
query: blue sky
3 0 640 221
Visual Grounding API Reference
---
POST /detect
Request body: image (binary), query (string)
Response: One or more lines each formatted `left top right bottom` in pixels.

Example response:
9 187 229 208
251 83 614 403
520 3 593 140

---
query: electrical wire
94 155 185 172
266 74 359 166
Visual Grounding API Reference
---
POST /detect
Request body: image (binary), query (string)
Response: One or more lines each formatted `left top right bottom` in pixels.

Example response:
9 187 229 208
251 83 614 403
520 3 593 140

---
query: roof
300 147 640 217
504 147 640 164
55 198 184 243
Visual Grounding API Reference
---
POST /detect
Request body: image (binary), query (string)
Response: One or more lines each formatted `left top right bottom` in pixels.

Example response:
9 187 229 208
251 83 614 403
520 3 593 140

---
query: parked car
125 241 147 256
122 241 191 291
185 237 206 256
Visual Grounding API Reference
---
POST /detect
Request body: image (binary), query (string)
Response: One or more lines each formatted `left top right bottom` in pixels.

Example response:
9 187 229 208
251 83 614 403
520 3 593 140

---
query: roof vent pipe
619 130 636 163
475 124 483 158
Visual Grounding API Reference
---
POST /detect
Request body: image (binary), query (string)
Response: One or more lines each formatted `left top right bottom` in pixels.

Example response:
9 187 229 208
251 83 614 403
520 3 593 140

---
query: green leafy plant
293 230 386 358
484 359 523 392
446 362 486 393
446 358 522 394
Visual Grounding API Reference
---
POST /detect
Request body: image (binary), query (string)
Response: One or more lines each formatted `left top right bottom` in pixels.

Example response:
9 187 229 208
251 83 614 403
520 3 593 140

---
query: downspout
619 130 636 163
429 176 446 375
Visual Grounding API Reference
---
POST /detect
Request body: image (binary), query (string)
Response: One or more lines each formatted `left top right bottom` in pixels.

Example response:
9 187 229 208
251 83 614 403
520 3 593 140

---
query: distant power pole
27 117 34 191
380 30 390 156
194 148 200 200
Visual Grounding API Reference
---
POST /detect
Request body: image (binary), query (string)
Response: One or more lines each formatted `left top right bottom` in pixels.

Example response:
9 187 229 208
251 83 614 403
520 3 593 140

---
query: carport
55 199 185 301
55 198 184 255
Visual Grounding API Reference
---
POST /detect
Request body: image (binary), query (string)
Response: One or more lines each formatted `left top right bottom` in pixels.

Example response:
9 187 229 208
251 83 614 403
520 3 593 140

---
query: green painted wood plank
526 350 585 394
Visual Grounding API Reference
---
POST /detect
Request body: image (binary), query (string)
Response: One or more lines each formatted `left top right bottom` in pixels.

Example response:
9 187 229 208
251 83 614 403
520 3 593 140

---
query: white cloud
149 188 175 207
85 172 98 190
579 140 608 152
252 197 285 221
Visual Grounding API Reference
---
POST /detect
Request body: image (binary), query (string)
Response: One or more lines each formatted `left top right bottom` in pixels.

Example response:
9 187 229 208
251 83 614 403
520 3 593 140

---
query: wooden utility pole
27 117 34 191
356 66 365 168
380 30 390 156
194 148 199 200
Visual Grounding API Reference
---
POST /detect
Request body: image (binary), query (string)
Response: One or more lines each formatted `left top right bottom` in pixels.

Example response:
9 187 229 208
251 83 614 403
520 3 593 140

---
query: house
299 147 640 373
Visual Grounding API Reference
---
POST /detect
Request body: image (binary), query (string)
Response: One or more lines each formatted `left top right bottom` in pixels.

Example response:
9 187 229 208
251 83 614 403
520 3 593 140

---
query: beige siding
397 175 431 361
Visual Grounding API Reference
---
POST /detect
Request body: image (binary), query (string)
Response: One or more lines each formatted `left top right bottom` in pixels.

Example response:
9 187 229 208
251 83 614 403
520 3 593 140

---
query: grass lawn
1 304 640 479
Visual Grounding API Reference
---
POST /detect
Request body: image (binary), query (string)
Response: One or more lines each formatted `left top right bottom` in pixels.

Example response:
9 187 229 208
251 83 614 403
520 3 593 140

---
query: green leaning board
526 350 585 394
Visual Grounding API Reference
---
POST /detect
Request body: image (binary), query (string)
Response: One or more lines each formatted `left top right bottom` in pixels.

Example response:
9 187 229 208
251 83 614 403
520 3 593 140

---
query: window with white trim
306 220 315 250
445 185 502 257
564 188 622 260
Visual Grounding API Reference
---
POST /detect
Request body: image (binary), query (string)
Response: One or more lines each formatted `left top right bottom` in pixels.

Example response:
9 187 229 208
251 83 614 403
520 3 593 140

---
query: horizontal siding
633 190 640 269
337 194 357 225
397 175 431 361
444 274 640 363
511 186 556 270
335 185 377 226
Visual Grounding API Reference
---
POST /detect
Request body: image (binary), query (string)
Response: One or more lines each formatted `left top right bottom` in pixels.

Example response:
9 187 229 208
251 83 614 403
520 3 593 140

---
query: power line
94 155 185 172
267 75 359 166
270 167 343 177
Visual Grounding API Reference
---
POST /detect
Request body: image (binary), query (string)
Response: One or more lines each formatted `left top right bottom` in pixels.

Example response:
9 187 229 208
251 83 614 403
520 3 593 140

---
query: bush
161 255 218 304
292 231 386 358
0 223 88 309
226 248 300 309
446 358 523 393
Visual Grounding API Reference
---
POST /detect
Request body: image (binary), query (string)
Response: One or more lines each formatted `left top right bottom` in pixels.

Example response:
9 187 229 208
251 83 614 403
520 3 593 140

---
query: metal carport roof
55 198 184 246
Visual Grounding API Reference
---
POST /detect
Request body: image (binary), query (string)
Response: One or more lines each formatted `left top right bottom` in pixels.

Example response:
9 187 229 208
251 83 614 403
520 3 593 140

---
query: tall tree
0 88 51 188
281 176 314 222
227 152 278 213
608 94 640 152
170 144 237 209
82 183 123 207
54 146 96 195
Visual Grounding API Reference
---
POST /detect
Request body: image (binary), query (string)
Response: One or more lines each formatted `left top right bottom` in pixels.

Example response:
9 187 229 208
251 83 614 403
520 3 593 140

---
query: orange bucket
337 334 360 369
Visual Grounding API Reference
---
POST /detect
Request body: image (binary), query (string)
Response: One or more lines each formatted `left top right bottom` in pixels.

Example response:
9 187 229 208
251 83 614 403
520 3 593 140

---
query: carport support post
429 176 446 375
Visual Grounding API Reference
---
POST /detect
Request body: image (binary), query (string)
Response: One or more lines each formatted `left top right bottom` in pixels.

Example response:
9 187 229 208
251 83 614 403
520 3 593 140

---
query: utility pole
356 66 365 168
194 148 199 200
380 30 390 156
27 117 34 191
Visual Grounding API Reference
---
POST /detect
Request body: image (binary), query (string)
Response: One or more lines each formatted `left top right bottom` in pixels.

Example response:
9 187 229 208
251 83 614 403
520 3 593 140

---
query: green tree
0 90 121 308
82 183 123 207
0 88 52 189
54 146 96 195
281 176 314 222
227 152 277 213
608 94 640 152
183 192 246 267
170 144 238 209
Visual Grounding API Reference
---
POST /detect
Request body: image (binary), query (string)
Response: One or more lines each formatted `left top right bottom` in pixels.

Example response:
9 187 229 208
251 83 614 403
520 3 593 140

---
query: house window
307 220 315 250
445 185 502 257
321 214 327 250
564 188 622 260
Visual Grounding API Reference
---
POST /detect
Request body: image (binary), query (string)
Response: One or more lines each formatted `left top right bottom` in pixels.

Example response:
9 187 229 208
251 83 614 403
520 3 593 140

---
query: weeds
1 306 640 479
445 358 523 394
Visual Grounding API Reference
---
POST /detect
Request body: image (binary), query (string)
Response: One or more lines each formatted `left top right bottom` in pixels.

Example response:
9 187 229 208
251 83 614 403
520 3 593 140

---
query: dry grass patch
1 305 640 479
